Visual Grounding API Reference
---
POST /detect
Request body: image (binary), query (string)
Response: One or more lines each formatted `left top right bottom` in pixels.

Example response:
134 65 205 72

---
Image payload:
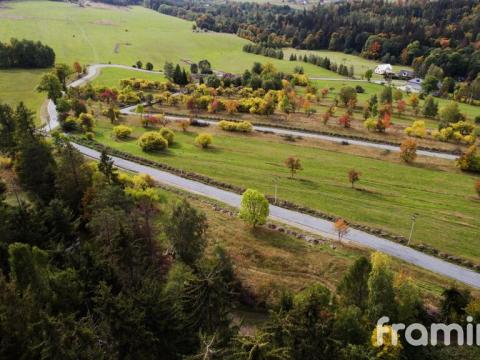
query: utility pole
407 213 418 246
272 176 279 205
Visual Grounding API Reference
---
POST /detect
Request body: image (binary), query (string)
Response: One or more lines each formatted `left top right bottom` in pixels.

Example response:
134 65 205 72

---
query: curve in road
45 64 478 288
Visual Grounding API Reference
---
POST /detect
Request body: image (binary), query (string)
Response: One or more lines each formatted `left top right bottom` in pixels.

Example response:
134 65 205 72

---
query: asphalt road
44 64 479 288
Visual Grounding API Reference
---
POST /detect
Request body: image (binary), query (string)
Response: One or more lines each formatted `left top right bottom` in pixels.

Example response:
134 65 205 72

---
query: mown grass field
90 67 165 88
93 119 480 261
0 69 46 117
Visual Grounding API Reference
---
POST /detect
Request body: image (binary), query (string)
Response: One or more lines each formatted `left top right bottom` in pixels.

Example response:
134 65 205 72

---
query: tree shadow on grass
248 226 304 253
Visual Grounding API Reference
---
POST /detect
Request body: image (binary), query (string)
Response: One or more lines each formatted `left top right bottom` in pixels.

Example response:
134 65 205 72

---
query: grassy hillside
0 69 46 117
0 0 341 113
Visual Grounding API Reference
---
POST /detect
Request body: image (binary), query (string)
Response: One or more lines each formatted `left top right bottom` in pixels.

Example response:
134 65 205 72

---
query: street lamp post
407 213 418 246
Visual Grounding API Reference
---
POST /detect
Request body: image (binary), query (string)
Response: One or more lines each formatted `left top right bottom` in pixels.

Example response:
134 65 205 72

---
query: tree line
146 0 480 80
0 38 55 68
243 43 284 60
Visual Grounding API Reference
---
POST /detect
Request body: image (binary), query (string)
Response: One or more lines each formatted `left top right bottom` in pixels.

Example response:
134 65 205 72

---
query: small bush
457 146 480 173
78 112 95 132
195 133 213 149
138 131 168 152
400 139 417 163
84 132 95 140
363 118 377 132
355 85 365 93
405 120 426 138
218 120 253 133
159 127 175 145
0 155 13 169
61 115 78 132
112 125 133 139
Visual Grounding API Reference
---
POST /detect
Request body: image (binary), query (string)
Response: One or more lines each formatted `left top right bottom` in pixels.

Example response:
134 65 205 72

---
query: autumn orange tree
334 218 349 242
338 113 351 128
348 169 361 189
400 139 417 163
285 156 302 178
73 61 82 76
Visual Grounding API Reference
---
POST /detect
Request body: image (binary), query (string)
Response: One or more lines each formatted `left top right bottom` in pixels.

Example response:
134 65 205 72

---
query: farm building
374 64 393 75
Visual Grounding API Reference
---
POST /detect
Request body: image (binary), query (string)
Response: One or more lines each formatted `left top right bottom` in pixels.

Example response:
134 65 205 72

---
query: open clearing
92 118 480 262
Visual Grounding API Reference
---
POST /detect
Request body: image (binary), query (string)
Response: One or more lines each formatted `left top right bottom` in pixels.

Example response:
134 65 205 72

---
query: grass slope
93 120 480 261
0 69 46 117
90 67 165 88
0 0 340 112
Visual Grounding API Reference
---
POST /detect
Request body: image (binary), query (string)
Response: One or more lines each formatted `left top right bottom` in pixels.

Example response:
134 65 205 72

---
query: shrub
400 139 417 163
457 146 480 173
112 125 132 140
432 121 475 144
0 155 13 169
355 85 365 93
61 115 78 132
363 118 377 132
84 132 95 140
195 133 213 149
218 120 253 133
239 189 269 227
138 131 168 152
405 120 426 138
475 180 480 198
159 127 175 145
78 113 95 132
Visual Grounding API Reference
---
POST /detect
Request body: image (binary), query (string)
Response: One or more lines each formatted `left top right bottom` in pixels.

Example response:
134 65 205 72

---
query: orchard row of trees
0 38 55 68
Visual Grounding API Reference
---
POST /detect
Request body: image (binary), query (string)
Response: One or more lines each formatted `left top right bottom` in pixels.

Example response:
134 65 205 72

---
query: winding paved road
45 64 479 288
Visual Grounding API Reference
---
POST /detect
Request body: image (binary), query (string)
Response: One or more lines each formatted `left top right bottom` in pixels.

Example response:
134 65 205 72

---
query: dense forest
147 0 480 80
0 38 55 68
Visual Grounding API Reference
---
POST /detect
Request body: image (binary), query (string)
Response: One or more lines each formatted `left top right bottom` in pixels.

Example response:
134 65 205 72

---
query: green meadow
0 0 340 111
0 69 46 117
90 67 165 88
92 120 480 261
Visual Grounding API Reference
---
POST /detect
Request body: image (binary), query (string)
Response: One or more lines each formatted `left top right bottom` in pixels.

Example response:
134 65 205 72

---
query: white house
374 64 393 75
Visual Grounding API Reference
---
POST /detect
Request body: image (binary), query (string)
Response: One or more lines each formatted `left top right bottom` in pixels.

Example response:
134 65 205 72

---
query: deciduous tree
348 169 361 188
400 139 417 163
334 218 349 241
239 189 269 227
284 156 302 178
